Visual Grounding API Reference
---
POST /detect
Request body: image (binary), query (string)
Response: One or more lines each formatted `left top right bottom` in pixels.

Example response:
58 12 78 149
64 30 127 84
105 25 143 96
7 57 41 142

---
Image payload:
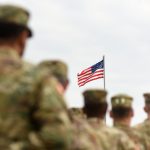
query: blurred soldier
110 94 149 150
38 61 102 150
0 4 72 150
69 107 103 150
134 93 150 143
82 89 137 150
37 60 69 95
69 107 85 120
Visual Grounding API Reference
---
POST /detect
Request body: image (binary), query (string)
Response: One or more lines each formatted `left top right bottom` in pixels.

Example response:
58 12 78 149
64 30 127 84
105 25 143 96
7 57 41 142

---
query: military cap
111 94 133 108
38 60 68 82
0 4 32 37
83 89 107 104
143 93 150 104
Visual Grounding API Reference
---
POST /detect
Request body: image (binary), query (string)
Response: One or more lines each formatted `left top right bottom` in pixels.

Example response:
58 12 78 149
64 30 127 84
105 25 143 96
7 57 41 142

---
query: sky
1 0 150 125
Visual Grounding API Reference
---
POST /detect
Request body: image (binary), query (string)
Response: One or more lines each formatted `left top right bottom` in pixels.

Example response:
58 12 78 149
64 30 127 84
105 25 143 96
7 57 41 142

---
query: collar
0 47 20 60
113 121 129 129
88 118 105 127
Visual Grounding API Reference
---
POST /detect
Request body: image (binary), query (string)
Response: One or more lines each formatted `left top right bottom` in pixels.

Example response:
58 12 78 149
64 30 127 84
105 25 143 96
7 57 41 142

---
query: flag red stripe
78 74 104 85
78 67 91 76
78 76 104 87
78 70 92 78
78 72 104 85
78 69 104 80
78 72 104 83
77 60 104 87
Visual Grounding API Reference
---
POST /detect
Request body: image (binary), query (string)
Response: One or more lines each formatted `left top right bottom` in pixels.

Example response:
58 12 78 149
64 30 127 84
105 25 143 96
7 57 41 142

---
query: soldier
134 93 150 143
0 4 72 150
38 60 102 150
37 60 69 95
110 94 149 150
82 89 137 150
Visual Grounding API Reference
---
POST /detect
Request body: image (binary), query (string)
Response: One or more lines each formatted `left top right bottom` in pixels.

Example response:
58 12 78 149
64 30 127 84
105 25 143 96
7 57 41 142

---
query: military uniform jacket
134 119 150 149
88 118 136 150
0 47 72 150
71 115 103 150
114 122 149 150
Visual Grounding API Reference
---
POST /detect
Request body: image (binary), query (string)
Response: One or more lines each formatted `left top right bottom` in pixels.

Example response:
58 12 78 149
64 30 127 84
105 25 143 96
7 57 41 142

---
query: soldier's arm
118 131 139 150
32 74 72 150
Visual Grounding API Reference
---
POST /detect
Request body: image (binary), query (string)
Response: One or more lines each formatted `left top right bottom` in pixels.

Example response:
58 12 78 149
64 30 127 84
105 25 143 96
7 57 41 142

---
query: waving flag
77 59 104 87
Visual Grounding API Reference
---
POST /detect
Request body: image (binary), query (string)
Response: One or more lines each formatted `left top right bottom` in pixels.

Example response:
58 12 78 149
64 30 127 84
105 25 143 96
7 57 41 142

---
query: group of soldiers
0 3 150 150
70 91 150 150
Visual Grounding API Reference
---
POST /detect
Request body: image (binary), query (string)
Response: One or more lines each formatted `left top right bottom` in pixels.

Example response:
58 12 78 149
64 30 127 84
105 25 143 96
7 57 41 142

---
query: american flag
77 60 104 87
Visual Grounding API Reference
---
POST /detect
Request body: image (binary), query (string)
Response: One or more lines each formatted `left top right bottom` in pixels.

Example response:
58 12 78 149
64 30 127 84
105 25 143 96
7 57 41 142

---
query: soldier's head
143 93 150 116
110 94 134 124
82 89 107 119
38 60 69 93
0 4 32 56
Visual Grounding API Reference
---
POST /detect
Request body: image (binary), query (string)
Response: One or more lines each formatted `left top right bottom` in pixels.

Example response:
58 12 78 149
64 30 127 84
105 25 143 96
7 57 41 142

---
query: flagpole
103 55 107 123
103 55 105 90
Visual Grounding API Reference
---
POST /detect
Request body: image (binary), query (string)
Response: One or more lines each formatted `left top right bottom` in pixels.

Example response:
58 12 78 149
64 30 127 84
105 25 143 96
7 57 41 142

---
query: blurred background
1 0 150 125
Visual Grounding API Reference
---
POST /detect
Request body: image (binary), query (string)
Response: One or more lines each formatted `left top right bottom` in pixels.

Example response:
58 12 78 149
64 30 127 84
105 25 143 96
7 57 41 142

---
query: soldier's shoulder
101 125 124 135
72 119 102 150
99 126 136 149
134 121 148 130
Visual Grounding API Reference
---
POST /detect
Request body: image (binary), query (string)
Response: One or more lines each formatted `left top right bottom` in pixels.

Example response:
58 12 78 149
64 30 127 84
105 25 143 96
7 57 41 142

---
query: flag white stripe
78 69 104 80
78 74 104 84
78 72 104 85
78 76 104 87
78 72 104 83
77 67 91 76
77 60 104 87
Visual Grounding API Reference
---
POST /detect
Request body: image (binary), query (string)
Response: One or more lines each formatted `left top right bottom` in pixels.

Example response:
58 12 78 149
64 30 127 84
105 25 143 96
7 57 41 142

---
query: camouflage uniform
38 61 102 150
69 107 85 120
88 118 137 150
82 89 136 150
0 5 72 150
0 5 32 37
69 108 102 150
37 61 68 85
135 119 150 144
71 116 103 150
111 94 149 150
134 93 150 149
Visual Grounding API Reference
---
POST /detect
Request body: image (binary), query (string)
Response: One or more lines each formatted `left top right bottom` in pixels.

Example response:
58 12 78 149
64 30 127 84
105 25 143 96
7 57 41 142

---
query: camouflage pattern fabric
83 89 107 104
69 107 85 120
143 93 150 104
0 47 72 150
135 119 150 137
87 118 136 150
114 122 149 150
134 119 150 149
111 94 133 108
0 4 32 37
69 108 103 149
37 60 68 84
71 116 103 150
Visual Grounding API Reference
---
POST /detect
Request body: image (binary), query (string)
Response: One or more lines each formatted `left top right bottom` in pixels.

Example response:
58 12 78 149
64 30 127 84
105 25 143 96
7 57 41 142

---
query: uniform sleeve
133 128 150 150
118 132 137 150
32 74 72 150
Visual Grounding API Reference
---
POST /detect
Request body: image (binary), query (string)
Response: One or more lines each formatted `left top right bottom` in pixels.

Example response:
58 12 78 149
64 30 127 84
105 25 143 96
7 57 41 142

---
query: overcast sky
1 0 150 125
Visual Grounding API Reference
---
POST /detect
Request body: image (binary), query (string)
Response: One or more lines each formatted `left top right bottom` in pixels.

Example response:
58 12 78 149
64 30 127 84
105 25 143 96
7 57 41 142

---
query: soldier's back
0 47 72 150
115 122 149 150
71 117 103 150
135 120 150 138
87 118 136 150
0 47 35 149
134 120 150 150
